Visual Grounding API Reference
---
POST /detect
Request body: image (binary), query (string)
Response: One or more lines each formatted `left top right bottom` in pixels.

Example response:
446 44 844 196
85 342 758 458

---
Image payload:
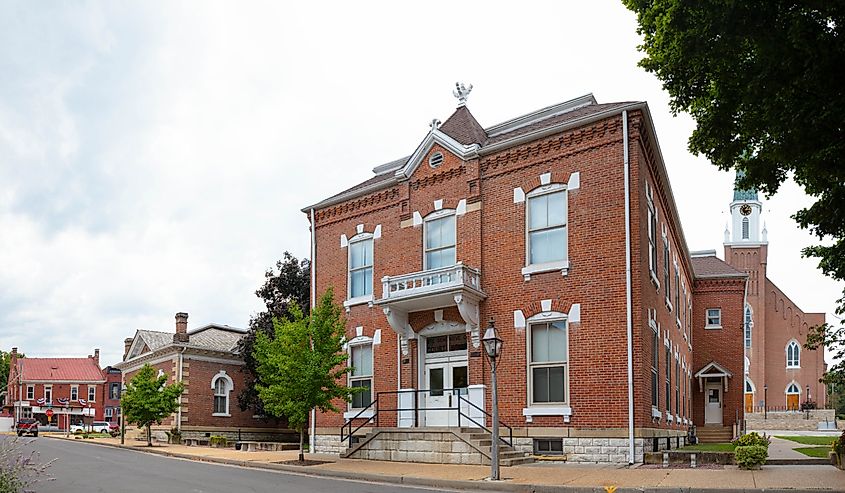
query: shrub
733 432 770 448
833 430 845 455
735 445 768 469
800 400 817 411
0 436 53 492
209 435 228 448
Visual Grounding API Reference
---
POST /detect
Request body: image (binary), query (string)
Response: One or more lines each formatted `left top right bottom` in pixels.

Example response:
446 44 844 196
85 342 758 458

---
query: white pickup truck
69 421 111 434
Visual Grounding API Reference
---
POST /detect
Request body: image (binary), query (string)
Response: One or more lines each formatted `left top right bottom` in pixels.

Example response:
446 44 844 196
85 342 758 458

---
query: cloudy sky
0 1 839 366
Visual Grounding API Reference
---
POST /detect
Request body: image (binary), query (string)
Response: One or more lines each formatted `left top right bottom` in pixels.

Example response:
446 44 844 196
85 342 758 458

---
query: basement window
533 438 564 455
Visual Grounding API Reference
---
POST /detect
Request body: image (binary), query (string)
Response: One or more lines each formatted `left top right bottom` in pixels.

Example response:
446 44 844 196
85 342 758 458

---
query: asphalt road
16 437 459 493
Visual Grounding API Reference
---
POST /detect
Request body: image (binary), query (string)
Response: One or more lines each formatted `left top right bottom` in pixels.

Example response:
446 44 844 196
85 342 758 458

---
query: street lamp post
482 319 503 481
763 384 768 419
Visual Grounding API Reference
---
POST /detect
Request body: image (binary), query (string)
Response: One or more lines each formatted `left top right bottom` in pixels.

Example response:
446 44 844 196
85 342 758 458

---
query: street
18 437 459 493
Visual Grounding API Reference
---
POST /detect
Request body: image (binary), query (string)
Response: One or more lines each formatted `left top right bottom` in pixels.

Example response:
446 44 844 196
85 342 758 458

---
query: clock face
740 204 752 216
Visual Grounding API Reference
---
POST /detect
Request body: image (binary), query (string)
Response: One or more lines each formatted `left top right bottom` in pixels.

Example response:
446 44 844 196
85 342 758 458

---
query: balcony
375 263 486 351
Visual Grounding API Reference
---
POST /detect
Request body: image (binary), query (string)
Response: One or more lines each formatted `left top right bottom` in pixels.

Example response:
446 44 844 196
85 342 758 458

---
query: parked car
108 422 119 436
70 421 111 434
91 421 111 433
15 418 38 437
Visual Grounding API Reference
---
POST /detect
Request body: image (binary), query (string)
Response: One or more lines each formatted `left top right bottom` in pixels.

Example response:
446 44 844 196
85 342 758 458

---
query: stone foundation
746 409 841 431
346 431 488 464
314 434 344 454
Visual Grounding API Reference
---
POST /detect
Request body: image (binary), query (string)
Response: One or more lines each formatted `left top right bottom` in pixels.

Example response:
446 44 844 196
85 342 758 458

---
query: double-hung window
706 308 722 328
529 321 568 404
45 385 52 404
350 344 373 409
424 215 456 269
675 360 680 416
70 385 79 401
26 385 34 400
349 237 373 299
110 383 120 400
213 378 229 415
674 268 680 324
87 385 96 402
651 329 659 408
664 346 671 413
527 189 567 266
663 239 671 309
744 305 753 348
646 183 658 281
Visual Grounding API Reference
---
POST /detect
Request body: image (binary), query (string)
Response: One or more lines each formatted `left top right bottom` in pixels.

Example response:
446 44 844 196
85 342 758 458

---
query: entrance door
424 362 468 426
787 393 799 410
705 383 723 425
744 393 754 413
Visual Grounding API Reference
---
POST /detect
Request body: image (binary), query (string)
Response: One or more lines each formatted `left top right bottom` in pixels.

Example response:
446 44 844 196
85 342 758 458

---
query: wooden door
744 393 754 413
787 394 799 410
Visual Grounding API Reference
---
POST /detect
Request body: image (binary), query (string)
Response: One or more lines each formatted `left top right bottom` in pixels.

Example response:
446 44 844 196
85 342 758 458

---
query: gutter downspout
623 110 635 464
177 347 186 433
309 208 317 454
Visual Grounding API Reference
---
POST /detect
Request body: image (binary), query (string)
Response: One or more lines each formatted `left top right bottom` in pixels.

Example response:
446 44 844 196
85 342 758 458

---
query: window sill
649 271 660 291
786 365 801 369
676 318 681 328
343 295 373 311
651 408 663 419
522 406 572 417
344 409 374 420
666 414 674 423
522 260 570 281
212 413 231 417
704 325 722 330
665 298 673 312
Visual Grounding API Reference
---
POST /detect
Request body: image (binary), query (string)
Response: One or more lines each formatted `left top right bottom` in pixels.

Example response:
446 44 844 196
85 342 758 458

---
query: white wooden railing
380 262 481 300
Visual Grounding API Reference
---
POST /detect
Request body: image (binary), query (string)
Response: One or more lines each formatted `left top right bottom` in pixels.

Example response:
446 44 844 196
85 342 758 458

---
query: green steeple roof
733 170 758 201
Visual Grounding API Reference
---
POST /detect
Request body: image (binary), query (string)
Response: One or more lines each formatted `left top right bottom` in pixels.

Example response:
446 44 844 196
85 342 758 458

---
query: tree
237 252 310 416
252 288 359 462
623 0 845 384
121 364 184 446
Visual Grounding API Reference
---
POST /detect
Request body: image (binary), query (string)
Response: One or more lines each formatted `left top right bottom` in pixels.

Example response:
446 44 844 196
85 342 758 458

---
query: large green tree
121 364 184 446
0 351 24 392
252 288 359 462
623 0 845 386
237 252 310 416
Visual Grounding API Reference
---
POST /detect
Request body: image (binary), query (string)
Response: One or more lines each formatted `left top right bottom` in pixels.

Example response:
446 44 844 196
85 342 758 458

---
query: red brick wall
691 277 745 427
12 382 105 421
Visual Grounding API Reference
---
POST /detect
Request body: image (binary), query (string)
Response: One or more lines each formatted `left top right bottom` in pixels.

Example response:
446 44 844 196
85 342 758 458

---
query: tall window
675 359 680 415
44 385 52 403
647 184 658 276
350 344 373 409
71 386 79 401
424 215 456 269
527 190 567 265
651 329 659 408
744 305 753 348
665 346 671 412
105 407 113 422
87 385 96 402
110 383 121 400
786 341 800 368
663 239 671 308
674 267 680 321
742 217 750 239
349 237 373 298
213 378 229 415
26 385 34 400
529 321 568 404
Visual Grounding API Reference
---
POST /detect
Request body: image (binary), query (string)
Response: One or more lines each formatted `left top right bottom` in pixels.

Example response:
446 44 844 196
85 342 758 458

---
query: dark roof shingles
439 106 487 145
691 255 746 278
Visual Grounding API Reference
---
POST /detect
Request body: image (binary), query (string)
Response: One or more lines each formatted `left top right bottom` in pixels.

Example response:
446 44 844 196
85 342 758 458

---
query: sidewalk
45 434 844 492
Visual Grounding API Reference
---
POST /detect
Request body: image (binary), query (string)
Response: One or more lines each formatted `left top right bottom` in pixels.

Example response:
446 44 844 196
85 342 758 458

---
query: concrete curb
42 436 845 493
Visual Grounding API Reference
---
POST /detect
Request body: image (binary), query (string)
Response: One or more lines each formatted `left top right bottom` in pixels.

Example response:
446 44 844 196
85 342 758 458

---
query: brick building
5 347 106 429
302 90 824 464
102 366 122 423
115 312 290 442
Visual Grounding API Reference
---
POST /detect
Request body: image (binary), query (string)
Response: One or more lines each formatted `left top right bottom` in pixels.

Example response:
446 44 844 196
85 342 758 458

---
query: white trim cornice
394 129 480 181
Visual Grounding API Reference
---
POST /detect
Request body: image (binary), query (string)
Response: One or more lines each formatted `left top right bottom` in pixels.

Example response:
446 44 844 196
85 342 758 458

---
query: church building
302 87 827 464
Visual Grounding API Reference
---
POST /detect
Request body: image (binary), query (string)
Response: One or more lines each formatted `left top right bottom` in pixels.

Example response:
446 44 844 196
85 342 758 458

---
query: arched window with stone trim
744 304 753 348
211 371 234 417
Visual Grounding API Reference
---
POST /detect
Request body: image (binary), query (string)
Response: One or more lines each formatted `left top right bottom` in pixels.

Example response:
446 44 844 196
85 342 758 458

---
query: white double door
424 359 468 427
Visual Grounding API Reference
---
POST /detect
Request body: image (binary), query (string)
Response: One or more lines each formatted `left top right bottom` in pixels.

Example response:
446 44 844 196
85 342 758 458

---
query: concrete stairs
696 426 733 443
342 427 534 466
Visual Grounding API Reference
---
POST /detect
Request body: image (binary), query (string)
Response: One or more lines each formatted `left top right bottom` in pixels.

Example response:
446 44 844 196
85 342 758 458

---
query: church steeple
726 170 765 244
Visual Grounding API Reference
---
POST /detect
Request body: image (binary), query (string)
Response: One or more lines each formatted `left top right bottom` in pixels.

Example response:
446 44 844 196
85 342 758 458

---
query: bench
236 441 297 452
182 438 210 447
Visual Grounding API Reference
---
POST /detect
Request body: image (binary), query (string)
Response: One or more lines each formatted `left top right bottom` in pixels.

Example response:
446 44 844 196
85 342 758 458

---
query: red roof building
5 348 106 428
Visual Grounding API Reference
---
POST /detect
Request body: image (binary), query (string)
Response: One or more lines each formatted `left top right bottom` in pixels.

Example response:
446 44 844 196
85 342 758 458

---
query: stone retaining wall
314 434 344 454
346 431 488 465
746 409 842 431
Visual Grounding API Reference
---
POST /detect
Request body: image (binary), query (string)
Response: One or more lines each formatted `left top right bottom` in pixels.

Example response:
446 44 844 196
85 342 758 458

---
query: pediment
694 360 733 378
394 128 480 182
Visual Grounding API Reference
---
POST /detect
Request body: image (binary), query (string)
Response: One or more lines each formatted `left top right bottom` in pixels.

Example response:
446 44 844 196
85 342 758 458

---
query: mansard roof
303 93 641 212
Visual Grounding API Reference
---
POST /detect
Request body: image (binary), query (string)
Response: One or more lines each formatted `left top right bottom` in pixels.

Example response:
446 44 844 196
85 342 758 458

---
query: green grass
677 442 735 452
775 436 836 446
794 446 832 458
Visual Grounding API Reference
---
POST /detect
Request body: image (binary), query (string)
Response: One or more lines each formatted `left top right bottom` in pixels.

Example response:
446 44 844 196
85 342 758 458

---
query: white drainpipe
309 208 317 453
623 110 635 464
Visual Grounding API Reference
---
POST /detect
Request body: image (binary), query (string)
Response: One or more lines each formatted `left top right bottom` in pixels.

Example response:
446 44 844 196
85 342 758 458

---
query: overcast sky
1 1 839 366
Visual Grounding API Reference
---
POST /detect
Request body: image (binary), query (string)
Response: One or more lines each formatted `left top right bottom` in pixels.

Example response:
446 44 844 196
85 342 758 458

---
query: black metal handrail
339 388 512 446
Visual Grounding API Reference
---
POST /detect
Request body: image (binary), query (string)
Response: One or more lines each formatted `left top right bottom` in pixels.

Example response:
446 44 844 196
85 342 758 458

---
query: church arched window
744 304 753 348
786 340 800 368
741 217 750 240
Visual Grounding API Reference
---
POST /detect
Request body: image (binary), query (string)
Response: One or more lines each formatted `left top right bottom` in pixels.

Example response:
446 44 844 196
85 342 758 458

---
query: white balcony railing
380 262 481 301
